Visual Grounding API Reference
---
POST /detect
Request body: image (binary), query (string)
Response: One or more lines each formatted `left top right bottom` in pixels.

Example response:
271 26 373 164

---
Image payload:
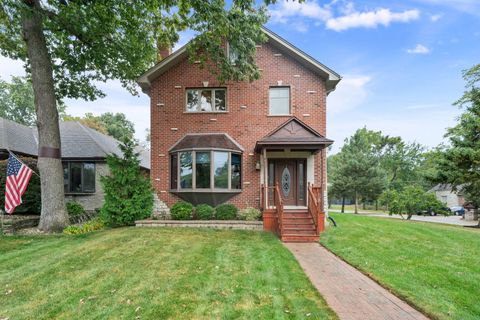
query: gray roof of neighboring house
429 183 464 195
0 117 150 169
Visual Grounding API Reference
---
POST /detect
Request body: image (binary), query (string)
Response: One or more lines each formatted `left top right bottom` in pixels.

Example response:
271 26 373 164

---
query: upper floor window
63 162 95 194
186 88 226 112
269 87 290 115
227 42 239 65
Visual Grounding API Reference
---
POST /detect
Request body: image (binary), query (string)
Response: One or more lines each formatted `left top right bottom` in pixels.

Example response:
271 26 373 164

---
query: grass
321 213 480 320
329 204 386 214
0 228 337 320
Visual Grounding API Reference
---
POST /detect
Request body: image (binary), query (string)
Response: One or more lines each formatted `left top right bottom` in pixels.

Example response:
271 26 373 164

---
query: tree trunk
341 196 345 213
354 191 358 214
362 200 366 210
21 0 68 232
375 200 378 211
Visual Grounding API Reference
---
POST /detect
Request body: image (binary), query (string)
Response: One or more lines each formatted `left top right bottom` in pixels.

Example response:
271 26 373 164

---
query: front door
268 159 306 206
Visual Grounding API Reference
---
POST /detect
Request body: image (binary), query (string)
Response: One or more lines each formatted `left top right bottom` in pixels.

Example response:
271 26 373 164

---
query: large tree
0 0 271 231
436 64 480 208
330 128 386 213
0 76 66 126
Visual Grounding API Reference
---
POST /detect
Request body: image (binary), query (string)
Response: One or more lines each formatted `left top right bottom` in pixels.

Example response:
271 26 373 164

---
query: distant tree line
329 63 480 218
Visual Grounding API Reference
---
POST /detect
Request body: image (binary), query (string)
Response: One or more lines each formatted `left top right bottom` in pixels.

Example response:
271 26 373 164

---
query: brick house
138 28 340 241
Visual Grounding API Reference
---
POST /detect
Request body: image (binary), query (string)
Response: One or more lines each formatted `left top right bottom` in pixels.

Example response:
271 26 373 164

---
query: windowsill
170 189 242 193
183 111 229 114
268 114 292 117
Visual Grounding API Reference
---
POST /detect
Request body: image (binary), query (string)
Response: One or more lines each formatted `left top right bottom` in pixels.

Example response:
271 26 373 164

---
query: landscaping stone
135 219 263 231
151 194 171 220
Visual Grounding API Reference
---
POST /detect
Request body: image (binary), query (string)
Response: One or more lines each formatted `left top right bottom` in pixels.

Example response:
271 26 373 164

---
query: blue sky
1 0 479 153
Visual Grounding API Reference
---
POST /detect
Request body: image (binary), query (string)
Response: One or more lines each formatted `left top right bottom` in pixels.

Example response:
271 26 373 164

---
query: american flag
4 153 33 214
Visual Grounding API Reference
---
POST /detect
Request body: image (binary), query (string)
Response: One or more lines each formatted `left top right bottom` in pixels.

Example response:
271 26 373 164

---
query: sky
1 0 479 153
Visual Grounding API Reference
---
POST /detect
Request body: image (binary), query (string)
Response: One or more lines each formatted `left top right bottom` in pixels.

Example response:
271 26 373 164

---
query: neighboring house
0 117 150 211
138 28 340 241
429 184 465 208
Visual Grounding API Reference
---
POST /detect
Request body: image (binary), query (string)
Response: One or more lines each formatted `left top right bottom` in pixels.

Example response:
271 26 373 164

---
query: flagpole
0 209 4 236
7 149 40 177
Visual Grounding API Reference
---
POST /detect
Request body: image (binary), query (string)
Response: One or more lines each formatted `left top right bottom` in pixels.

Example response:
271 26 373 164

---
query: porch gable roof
255 117 333 152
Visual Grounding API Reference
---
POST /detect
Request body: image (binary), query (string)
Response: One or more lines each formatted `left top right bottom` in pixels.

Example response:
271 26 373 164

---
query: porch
255 117 331 243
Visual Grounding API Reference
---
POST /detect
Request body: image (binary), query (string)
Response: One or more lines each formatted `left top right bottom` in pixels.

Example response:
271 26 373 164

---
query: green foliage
100 137 153 227
195 204 215 220
64 112 135 140
435 64 480 207
63 218 105 235
215 204 238 220
0 1 270 100
0 76 67 126
379 186 447 219
170 201 194 220
237 207 262 221
0 157 40 214
328 128 387 212
66 201 85 216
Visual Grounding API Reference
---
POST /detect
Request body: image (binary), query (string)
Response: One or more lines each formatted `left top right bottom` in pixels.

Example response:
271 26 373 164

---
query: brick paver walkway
285 243 429 320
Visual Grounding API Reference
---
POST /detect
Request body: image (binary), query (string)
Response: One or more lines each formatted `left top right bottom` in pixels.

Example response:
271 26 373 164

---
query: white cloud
269 0 332 24
327 75 372 114
326 8 420 31
0 56 26 79
407 44 431 54
430 13 443 21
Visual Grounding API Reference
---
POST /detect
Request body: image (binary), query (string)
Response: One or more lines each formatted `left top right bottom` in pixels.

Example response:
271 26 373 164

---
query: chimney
157 45 171 62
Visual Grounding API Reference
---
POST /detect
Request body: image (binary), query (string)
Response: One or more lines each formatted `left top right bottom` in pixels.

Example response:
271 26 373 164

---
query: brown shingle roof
169 133 243 152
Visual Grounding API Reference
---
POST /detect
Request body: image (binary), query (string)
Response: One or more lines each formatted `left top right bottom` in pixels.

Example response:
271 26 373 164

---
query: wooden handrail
308 184 319 234
273 184 284 235
308 184 325 234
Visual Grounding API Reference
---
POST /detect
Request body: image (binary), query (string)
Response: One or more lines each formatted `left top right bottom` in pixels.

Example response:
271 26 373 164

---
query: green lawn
329 204 386 214
0 228 337 320
321 213 480 320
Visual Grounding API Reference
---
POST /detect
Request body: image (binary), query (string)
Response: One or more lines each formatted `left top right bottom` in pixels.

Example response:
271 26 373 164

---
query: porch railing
261 183 284 236
308 183 325 234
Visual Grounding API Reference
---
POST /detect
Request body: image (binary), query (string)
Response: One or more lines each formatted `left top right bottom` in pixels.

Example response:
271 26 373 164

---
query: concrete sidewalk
285 243 429 320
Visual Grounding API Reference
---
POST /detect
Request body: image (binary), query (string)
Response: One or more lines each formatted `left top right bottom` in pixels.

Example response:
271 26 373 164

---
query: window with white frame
269 87 290 115
186 88 227 112
170 150 242 191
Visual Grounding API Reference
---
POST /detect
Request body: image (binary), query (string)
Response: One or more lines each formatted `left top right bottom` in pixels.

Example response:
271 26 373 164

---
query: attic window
227 42 239 64
186 88 227 112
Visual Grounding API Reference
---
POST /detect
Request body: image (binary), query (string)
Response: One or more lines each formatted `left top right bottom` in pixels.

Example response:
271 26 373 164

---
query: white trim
137 27 341 94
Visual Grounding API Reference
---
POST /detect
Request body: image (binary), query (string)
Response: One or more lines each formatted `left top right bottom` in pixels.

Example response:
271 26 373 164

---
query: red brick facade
149 40 329 209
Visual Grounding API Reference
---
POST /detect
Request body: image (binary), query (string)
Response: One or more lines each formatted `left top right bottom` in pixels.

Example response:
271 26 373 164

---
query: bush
238 207 262 221
171 201 194 220
63 218 105 235
100 137 153 227
195 204 214 220
0 157 41 214
215 204 238 220
66 201 85 216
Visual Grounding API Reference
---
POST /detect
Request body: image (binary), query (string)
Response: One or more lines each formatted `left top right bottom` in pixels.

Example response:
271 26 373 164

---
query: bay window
170 150 242 191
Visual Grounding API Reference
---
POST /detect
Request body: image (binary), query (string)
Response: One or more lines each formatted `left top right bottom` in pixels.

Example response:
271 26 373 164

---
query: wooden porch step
283 217 313 224
281 234 319 242
283 225 316 231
